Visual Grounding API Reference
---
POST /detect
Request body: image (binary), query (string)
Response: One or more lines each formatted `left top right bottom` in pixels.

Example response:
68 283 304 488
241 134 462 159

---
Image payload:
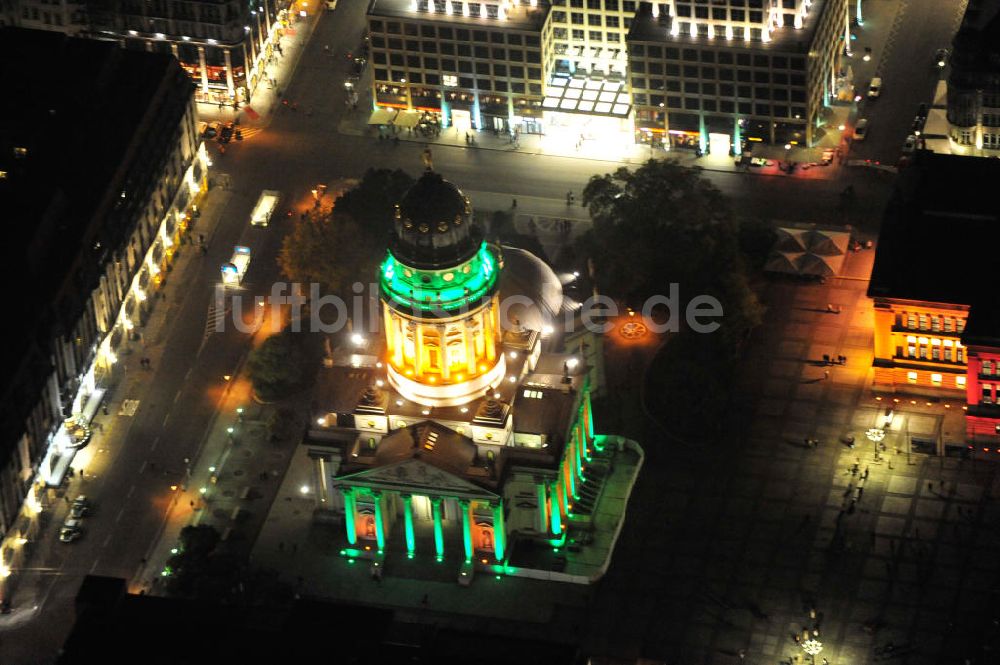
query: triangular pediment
338 458 497 498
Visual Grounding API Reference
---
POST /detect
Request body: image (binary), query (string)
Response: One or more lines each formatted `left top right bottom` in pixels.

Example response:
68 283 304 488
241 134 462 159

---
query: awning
368 108 398 125
542 75 631 118
765 226 851 277
393 110 421 128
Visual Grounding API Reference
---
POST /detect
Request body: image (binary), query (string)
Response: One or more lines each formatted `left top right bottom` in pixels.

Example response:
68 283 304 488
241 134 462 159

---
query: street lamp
802 638 823 665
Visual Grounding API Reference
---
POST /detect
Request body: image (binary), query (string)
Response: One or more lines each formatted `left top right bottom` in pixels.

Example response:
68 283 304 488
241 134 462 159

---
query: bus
250 190 281 227
221 246 251 286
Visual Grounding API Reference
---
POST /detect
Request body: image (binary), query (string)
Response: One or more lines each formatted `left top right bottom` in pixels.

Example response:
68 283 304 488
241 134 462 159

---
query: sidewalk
195 8 323 131
337 91 851 180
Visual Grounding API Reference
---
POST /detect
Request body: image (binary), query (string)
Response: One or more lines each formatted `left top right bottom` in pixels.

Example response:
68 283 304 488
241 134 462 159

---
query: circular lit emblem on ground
619 320 648 339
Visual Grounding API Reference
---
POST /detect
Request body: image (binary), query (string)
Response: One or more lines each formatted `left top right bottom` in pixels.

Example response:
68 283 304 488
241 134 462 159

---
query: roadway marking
115 508 125 523
151 436 160 451
173 390 182 404
162 414 170 427
185 367 194 381
103 534 113 548
89 559 100 574
126 485 136 499
139 461 148 474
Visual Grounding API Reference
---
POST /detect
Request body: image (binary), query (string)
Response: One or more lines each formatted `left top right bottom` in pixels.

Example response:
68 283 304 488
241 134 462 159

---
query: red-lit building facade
868 151 1000 450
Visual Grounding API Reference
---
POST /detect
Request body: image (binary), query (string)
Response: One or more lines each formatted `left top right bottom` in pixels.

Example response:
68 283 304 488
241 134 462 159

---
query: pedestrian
102 403 109 415
189 500 195 508
201 245 208 256
824 370 830 380
928 482 934 493
420 594 429 607
863 467 869 480
512 198 517 208
827 303 834 312
822 353 830 364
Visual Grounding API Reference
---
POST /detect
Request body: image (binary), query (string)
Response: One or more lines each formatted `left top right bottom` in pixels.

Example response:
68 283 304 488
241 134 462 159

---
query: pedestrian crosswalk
205 301 232 339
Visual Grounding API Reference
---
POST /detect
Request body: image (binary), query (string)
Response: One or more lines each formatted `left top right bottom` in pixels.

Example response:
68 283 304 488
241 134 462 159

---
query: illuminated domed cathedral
305 169 643 584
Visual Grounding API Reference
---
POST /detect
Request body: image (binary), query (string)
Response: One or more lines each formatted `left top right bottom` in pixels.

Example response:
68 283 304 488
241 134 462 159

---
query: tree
579 159 762 351
247 331 304 401
332 167 415 242
278 169 415 298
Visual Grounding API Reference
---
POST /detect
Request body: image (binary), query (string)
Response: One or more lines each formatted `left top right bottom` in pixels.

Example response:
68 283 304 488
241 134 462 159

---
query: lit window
906 336 917 343
13 147 27 158
907 371 918 384
956 376 966 388
931 373 942 385
443 74 458 86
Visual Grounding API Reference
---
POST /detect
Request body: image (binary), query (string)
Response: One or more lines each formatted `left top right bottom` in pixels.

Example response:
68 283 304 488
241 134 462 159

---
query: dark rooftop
369 0 549 31
0 28 189 403
868 151 1000 306
628 0 829 52
392 170 482 269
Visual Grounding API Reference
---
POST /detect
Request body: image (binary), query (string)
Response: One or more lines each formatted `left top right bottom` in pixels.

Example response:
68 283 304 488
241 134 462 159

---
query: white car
853 119 869 141
70 495 90 519
902 135 918 154
60 518 83 543
867 77 882 98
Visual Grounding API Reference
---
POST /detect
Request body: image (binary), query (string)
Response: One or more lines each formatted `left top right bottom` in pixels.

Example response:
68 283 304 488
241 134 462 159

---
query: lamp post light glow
802 638 823 664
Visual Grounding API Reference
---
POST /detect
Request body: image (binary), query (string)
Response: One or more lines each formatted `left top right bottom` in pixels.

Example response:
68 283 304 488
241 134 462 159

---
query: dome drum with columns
381 171 505 407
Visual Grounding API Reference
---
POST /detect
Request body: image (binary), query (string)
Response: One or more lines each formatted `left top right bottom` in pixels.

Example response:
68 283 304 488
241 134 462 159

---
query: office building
0 28 209 600
946 0 1000 156
366 0 853 149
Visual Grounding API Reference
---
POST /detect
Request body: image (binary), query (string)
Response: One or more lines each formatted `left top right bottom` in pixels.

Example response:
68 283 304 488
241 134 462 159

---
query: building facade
868 152 1000 454
301 170 643 583
0 28 209 599
946 0 1000 156
367 0 851 147
1 0 291 103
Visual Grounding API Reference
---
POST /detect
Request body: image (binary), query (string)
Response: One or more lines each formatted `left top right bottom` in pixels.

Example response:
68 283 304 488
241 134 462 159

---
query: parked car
218 122 234 143
198 121 216 139
60 518 83 543
916 103 928 121
902 135 918 154
853 118 869 141
911 115 925 136
867 77 882 98
70 495 90 519
935 48 948 67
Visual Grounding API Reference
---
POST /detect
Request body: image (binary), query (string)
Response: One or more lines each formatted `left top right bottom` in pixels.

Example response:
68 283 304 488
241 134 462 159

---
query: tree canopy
580 159 762 352
277 168 415 299
247 331 305 401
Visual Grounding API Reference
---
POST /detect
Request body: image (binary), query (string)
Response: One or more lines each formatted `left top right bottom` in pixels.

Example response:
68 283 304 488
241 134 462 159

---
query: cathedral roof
391 170 482 269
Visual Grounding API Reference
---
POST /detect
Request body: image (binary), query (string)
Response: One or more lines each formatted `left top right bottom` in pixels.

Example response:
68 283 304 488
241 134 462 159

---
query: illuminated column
197 46 209 95
438 325 450 381
394 318 405 368
549 480 563 535
340 487 357 545
482 309 496 362
536 480 548 532
384 304 395 357
223 48 236 99
856 0 864 25
431 496 445 558
372 491 386 551
565 452 577 500
574 429 585 480
463 320 475 374
492 501 506 561
415 324 425 378
460 499 473 562
403 494 416 555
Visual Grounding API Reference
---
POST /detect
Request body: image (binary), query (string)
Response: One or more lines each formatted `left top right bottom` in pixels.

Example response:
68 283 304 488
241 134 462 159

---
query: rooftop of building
62 575 579 664
868 151 1000 307
950 0 1000 77
369 0 549 32
0 28 189 394
628 0 830 54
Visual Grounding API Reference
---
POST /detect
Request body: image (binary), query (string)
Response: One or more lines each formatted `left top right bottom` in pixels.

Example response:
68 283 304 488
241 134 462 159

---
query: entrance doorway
451 109 472 134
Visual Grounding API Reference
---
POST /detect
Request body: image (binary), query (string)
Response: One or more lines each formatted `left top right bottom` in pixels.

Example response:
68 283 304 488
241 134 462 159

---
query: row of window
898 336 965 363
370 19 540 46
552 0 638 11
980 360 1000 376
553 29 623 42
906 371 963 388
374 70 544 95
551 11 627 28
371 38 541 63
630 46 806 70
635 96 806 118
896 312 966 334
372 53 542 82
